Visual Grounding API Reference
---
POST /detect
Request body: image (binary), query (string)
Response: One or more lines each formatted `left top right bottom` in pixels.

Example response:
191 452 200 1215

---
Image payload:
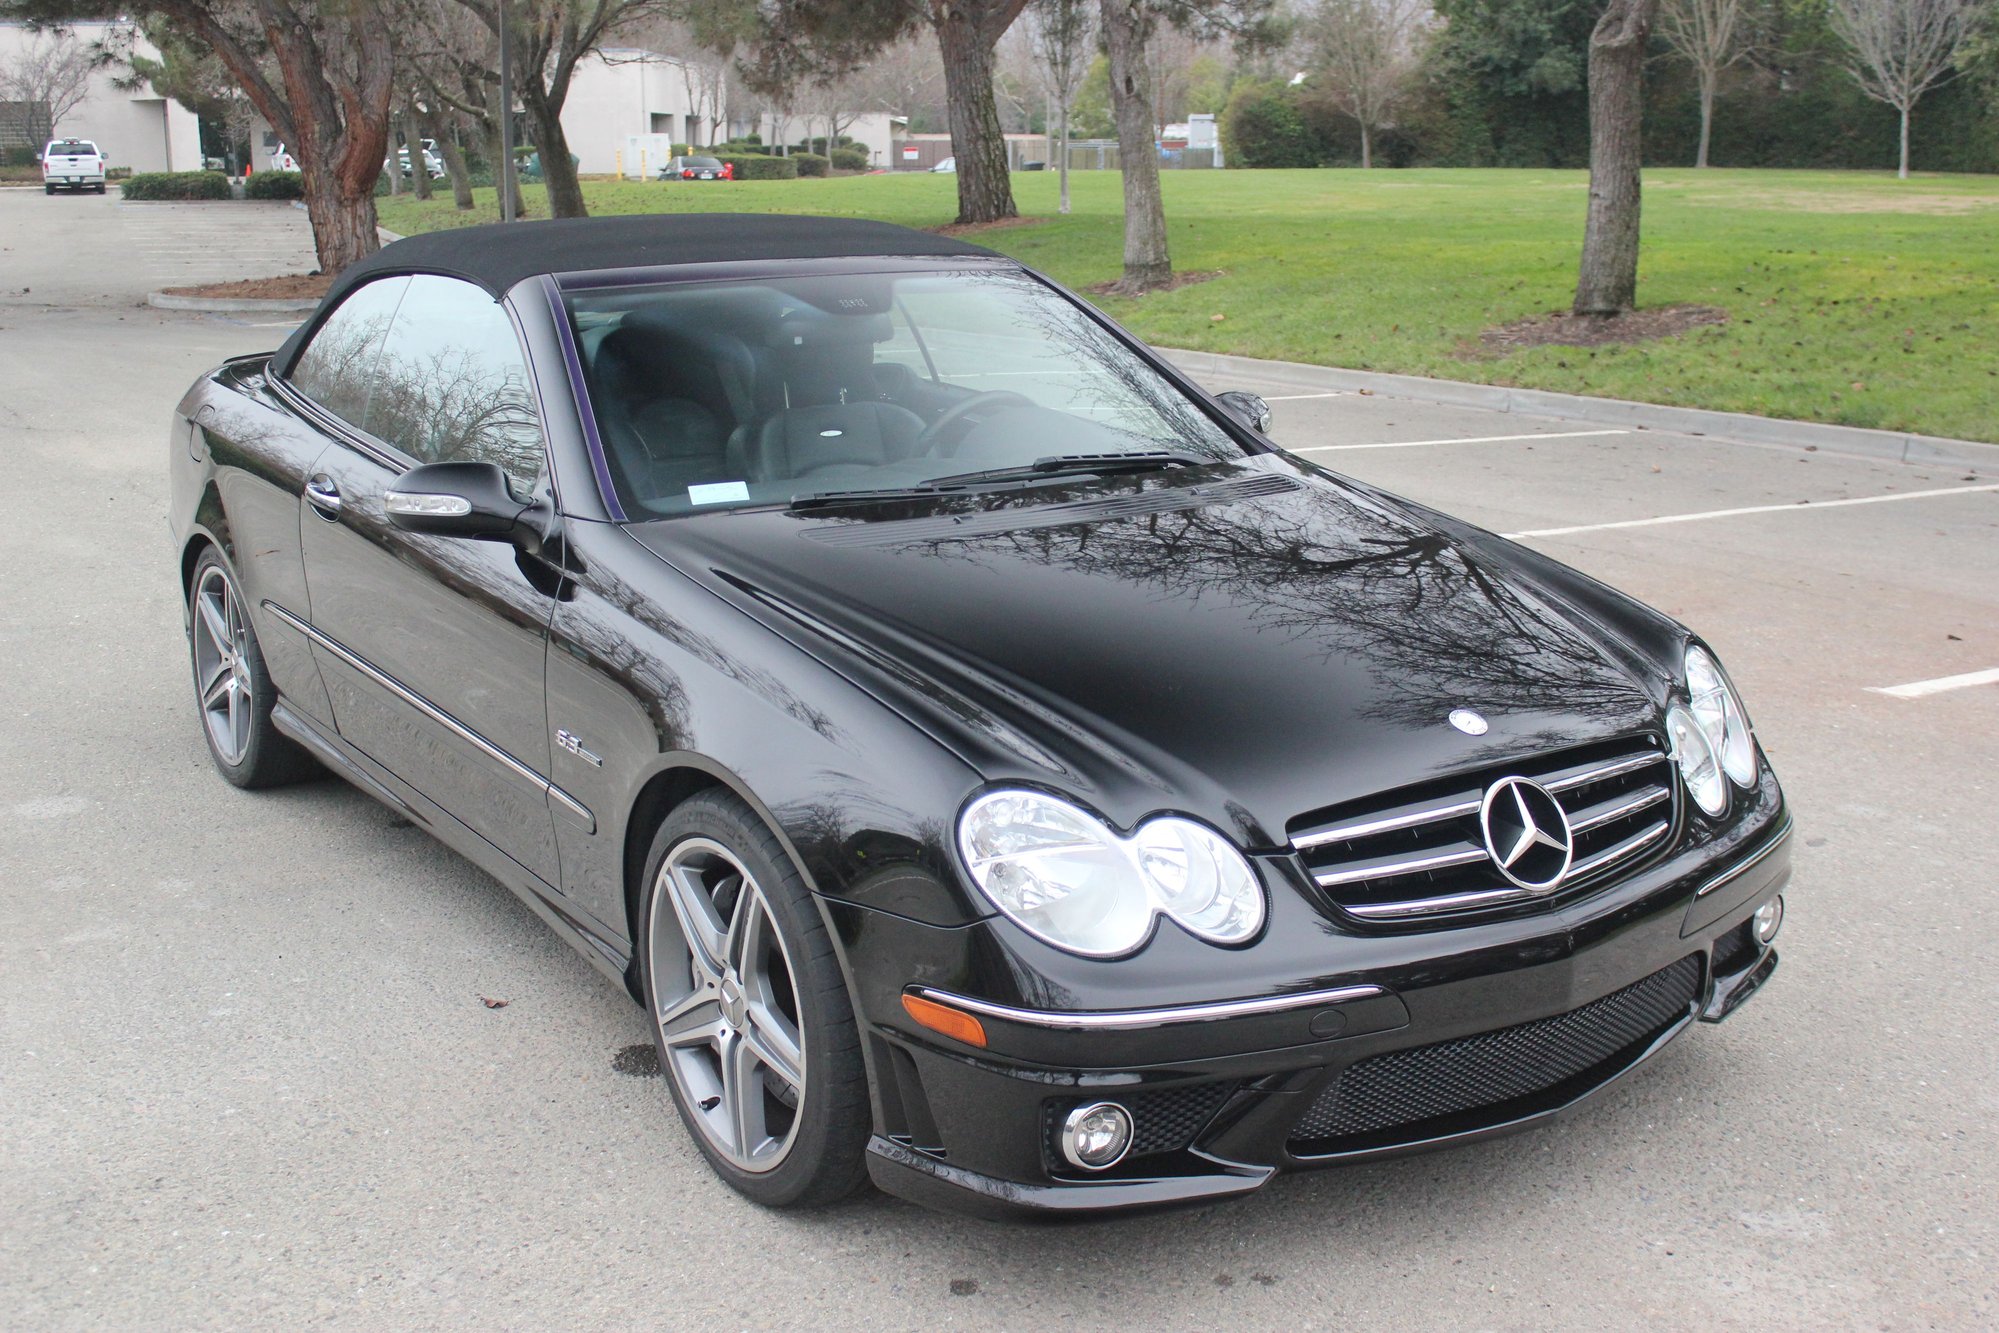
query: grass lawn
377 169 1999 442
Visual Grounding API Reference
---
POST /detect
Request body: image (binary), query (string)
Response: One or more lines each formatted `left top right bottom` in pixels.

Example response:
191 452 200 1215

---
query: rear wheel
44 184 53 195
637 792 871 1207
187 549 317 788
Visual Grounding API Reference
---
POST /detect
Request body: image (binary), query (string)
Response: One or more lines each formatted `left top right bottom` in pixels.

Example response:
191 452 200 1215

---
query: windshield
564 267 1244 518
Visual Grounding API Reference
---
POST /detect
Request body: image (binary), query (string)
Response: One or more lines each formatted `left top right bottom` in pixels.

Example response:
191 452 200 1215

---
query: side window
288 276 409 428
367 275 546 488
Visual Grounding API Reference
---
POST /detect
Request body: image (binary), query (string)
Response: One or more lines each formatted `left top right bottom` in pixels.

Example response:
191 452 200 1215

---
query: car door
295 274 565 884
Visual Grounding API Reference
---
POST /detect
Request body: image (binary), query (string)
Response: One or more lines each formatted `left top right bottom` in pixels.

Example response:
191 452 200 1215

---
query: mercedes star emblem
1479 777 1574 892
1449 708 1489 736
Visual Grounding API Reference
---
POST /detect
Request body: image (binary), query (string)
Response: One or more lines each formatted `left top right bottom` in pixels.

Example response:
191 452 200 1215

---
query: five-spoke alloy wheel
639 793 871 1206
185 548 315 788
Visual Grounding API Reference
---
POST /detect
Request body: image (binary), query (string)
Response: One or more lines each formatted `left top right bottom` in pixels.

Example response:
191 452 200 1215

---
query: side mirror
384 461 535 542
1215 390 1272 434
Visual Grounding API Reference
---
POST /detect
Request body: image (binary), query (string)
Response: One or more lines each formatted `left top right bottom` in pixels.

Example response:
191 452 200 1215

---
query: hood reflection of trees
882 480 1647 732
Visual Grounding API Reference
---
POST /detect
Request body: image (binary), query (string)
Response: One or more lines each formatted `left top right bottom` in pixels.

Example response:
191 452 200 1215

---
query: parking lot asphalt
2 187 1996 1329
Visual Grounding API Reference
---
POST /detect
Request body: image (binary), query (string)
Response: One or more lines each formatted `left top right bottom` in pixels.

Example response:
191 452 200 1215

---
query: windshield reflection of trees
922 269 1235 459
883 480 1643 733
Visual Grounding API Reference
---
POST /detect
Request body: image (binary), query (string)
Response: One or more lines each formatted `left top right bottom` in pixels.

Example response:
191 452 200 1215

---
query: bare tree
0 28 98 149
1305 0 1427 168
690 0 1030 224
1574 0 1656 315
1025 0 1093 212
1098 1 1272 293
451 0 672 218
1829 0 1978 178
1657 0 1750 167
1100 0 1170 290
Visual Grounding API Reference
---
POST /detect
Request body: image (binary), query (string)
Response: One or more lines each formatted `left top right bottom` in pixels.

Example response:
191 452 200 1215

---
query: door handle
304 474 343 519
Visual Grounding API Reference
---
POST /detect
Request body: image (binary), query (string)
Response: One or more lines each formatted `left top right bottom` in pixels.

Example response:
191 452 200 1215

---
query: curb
1161 347 1996 473
147 291 320 313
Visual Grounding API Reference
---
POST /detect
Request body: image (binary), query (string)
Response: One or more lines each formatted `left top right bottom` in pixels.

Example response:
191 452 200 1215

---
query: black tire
44 184 54 195
94 182 106 194
637 791 872 1208
187 548 319 789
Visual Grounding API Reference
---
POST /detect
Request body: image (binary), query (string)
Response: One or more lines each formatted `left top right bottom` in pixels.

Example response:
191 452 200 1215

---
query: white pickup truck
42 138 106 194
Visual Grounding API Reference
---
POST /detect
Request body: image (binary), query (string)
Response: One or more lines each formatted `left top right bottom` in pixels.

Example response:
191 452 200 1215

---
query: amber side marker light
901 993 988 1048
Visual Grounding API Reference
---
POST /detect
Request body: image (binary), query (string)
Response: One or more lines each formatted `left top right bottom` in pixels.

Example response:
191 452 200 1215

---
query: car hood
629 457 1676 849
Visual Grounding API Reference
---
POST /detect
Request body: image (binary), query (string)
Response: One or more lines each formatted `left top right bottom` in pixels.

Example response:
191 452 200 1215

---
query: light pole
498 0 517 222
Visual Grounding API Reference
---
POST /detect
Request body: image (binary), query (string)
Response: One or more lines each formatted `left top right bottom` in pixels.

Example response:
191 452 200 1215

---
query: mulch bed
929 214 1047 237
160 273 331 300
1083 268 1226 298
1479 304 1729 351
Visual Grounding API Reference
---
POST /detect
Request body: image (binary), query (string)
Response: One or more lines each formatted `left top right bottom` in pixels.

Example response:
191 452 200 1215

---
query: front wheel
187 549 317 788
637 792 871 1208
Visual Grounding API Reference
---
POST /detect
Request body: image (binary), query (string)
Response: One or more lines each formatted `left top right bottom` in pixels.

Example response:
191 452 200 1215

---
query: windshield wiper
785 452 1210 512
924 451 1211 488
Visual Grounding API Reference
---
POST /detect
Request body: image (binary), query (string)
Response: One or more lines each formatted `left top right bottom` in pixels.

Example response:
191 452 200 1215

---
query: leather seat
589 326 733 502
739 401 928 483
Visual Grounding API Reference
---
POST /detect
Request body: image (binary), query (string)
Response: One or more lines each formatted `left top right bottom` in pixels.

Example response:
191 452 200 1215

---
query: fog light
1752 895 1784 945
1058 1102 1133 1171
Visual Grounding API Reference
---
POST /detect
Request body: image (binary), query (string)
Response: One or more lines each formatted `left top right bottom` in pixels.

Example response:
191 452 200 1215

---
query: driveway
1 187 1994 1328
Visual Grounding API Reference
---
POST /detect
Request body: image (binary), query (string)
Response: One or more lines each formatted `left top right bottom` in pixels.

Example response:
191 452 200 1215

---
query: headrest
766 311 893 350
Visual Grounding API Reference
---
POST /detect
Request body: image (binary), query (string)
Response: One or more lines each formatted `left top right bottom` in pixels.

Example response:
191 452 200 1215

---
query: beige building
0 20 201 171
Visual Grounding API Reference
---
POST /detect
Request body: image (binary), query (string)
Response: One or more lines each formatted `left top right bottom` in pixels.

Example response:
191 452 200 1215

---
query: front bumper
835 804 1793 1221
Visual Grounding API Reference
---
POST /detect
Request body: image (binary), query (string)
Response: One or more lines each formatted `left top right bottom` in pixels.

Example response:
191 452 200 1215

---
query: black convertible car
170 215 1791 1218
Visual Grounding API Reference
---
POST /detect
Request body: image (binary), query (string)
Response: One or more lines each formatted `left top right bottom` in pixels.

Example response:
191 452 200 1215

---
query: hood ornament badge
1448 708 1489 736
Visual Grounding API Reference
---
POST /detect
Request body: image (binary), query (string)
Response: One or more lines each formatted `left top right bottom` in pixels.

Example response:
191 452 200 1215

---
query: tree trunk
1898 103 1910 179
1360 121 1373 169
1100 0 1170 292
1695 71 1714 168
404 106 432 201
300 158 383 273
522 89 586 218
1058 97 1071 215
482 87 525 220
1574 0 1655 316
931 5 1017 225
426 110 476 210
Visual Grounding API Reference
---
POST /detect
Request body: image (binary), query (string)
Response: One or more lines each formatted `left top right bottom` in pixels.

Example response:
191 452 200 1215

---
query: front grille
1290 954 1702 1149
1289 737 1677 922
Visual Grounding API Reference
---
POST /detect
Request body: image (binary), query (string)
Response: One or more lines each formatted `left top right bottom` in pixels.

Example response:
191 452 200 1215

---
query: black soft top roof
273 212 1001 378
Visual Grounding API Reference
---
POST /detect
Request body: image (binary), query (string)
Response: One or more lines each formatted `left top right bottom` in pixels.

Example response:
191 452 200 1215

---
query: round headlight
958 791 1266 958
1685 645 1757 788
1665 704 1728 817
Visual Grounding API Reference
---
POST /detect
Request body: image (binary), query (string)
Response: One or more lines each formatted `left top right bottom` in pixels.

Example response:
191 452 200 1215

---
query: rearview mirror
1215 390 1272 434
384 461 534 541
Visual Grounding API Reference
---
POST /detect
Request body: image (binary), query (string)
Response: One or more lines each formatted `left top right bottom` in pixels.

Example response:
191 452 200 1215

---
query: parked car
929 156 955 173
268 143 299 172
388 139 446 179
169 214 1791 1219
659 154 730 181
42 138 105 194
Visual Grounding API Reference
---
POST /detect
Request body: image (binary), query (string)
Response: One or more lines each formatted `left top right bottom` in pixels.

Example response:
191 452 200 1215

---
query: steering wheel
916 390 1034 456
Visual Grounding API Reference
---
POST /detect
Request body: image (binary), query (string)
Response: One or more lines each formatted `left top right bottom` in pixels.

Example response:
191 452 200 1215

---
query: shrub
244 171 304 200
4 145 35 167
792 152 829 177
1220 81 1320 168
830 147 869 172
120 170 232 200
716 153 797 180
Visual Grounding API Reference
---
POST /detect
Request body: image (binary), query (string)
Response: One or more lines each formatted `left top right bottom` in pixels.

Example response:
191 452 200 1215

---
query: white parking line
1866 668 1999 700
1262 392 1348 401
1296 429 1627 453
1507 483 1999 538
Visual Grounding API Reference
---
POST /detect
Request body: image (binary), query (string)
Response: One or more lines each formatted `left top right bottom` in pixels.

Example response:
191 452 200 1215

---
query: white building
561 47 726 176
554 46 904 175
0 21 201 172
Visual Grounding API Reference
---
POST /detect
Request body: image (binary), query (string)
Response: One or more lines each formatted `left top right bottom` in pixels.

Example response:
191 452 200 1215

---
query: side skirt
271 698 635 993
